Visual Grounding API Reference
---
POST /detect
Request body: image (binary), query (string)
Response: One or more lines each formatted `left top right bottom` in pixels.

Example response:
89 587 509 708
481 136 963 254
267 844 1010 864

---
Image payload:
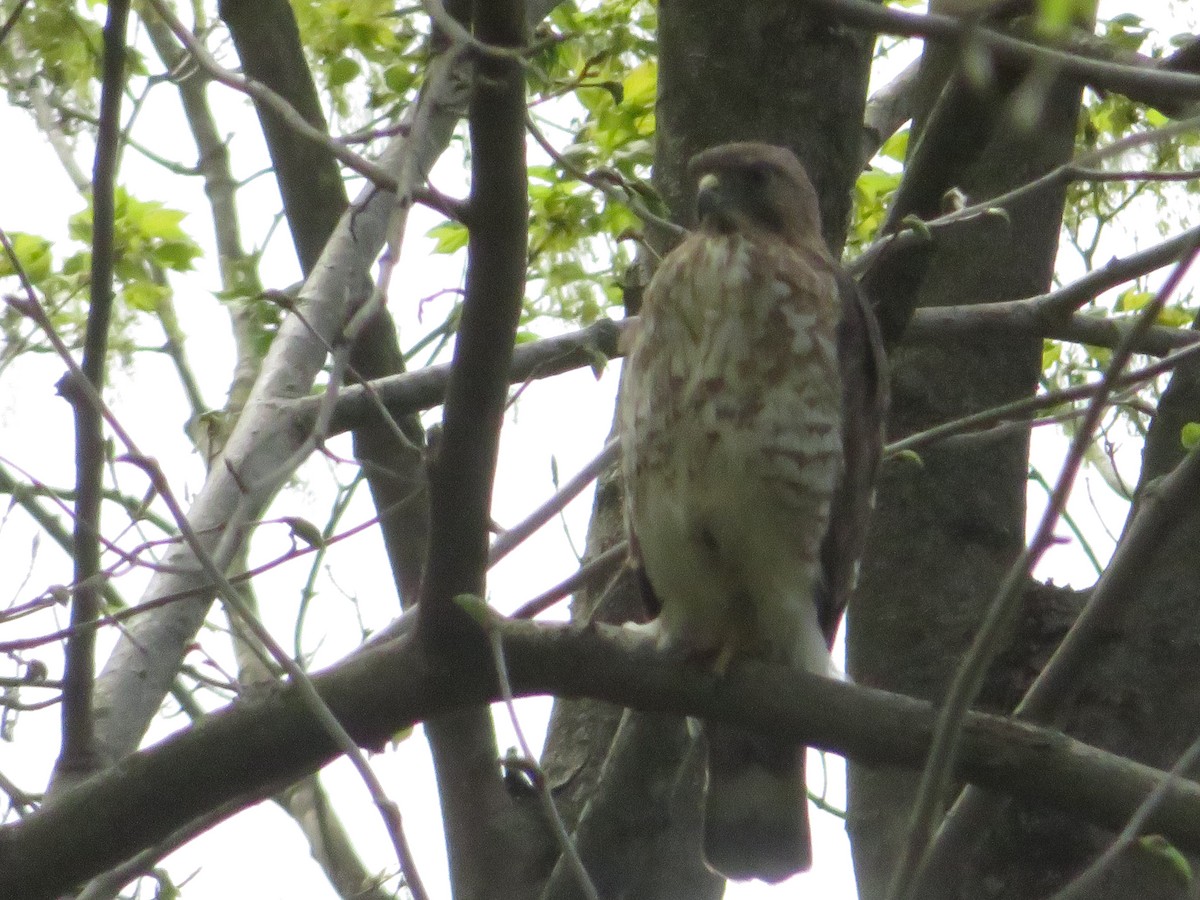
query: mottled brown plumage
618 142 885 883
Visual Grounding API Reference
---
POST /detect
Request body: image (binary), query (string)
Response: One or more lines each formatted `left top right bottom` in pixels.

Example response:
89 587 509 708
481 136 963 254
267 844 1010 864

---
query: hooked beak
695 172 735 233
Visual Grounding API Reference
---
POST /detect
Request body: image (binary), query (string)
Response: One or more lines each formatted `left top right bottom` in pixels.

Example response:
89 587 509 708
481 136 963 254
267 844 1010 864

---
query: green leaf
1156 306 1192 328
329 56 361 87
383 63 414 94
427 221 469 254
151 240 200 272
1136 834 1193 884
899 214 932 242
621 60 656 108
1116 288 1153 311
1036 0 1081 35
62 251 90 276
1042 340 1061 371
283 516 327 550
1085 344 1112 368
0 232 54 282
68 205 93 243
879 128 909 163
123 280 169 312
1145 107 1169 128
139 206 188 241
857 168 901 201
1182 422 1200 450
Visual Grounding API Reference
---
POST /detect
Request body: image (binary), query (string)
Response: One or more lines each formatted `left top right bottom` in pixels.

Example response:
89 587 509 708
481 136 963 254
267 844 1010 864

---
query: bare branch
78 18 478 761
906 222 1200 354
486 618 600 900
55 0 130 792
414 2 531 897
11 620 1200 899
489 440 619 565
324 318 625 435
862 58 919 165
918 442 1200 893
805 0 1200 102
510 542 628 621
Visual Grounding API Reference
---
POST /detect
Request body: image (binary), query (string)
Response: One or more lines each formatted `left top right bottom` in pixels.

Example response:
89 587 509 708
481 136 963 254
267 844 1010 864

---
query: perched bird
618 142 886 883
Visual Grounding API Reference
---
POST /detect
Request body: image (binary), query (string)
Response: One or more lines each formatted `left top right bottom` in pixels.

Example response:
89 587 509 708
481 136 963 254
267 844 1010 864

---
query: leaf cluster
0 188 200 368
0 3 147 122
291 0 426 124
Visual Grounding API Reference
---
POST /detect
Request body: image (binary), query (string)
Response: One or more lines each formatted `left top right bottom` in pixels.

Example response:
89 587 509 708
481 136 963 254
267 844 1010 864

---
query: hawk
618 142 886 883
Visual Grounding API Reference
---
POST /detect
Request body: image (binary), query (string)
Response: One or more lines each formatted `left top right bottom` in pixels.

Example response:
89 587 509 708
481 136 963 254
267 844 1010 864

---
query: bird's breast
618 233 844 666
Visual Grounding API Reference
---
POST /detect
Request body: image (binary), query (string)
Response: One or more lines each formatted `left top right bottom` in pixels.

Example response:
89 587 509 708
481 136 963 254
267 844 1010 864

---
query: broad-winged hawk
618 142 886 883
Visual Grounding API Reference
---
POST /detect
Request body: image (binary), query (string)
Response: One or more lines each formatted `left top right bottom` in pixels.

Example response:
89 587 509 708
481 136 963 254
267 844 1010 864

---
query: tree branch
216 0 350 276
145 0 400 193
139 7 263 423
56 0 130 791
324 318 625 435
413 2 531 899
316 292 1197 452
803 0 1200 102
10 620 1200 899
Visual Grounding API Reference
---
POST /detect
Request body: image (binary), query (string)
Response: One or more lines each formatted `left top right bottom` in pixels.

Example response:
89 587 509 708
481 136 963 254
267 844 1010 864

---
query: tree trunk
540 2 875 896
846 36 1099 900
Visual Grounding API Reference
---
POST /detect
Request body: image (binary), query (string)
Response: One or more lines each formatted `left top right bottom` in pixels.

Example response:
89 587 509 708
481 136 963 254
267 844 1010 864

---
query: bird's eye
746 165 770 188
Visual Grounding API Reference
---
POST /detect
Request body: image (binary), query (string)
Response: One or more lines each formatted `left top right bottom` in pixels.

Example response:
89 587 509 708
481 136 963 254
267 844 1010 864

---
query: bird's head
688 142 823 247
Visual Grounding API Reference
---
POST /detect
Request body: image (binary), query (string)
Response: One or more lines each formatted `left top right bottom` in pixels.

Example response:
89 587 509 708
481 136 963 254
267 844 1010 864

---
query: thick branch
324 318 624 434
315 296 1195 446
916 439 1200 893
88 135 414 764
804 0 1200 102
88 18 478 764
217 0 349 275
417 0 528 651
909 304 1200 357
414 3 530 899
9 621 1200 899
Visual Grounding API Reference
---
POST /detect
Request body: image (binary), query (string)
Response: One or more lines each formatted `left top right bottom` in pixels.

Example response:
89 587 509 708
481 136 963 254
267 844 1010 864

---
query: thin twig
1028 466 1104 578
918 445 1200 891
0 0 30 46
484 612 600 900
921 114 1200 236
2 240 427 897
1069 166 1200 183
423 0 530 64
125 453 429 900
527 114 682 238
144 0 400 191
0 505 403 655
489 440 618 565
803 0 1200 101
1052 718 1200 900
510 542 628 620
886 338 1200 459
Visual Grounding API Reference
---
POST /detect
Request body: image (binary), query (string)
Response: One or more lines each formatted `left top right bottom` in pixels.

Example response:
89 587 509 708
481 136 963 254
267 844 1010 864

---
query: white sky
1 1 1195 897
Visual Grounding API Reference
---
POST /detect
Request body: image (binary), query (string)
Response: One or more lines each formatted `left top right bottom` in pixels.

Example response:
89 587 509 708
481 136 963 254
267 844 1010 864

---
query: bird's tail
703 722 810 884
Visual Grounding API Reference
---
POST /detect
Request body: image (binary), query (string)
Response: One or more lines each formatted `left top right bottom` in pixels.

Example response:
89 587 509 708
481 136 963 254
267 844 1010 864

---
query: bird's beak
696 173 722 219
695 172 734 232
